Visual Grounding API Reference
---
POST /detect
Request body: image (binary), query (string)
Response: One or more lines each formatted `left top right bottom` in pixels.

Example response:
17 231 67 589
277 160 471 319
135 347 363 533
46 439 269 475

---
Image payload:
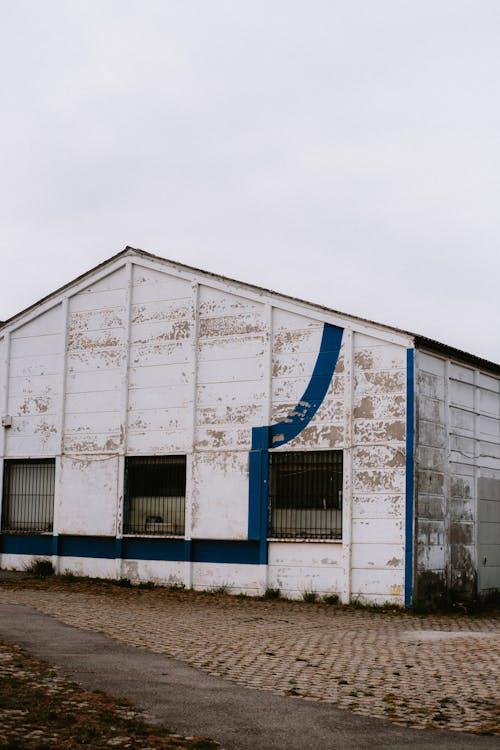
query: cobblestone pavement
0 581 499 737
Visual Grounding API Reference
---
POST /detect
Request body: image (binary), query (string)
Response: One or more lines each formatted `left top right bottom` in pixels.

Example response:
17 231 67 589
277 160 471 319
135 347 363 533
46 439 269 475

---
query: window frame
267 449 343 541
1 458 56 534
123 455 187 537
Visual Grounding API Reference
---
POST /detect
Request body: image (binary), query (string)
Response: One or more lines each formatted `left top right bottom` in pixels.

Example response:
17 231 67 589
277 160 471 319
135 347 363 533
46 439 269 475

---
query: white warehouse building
0 247 499 606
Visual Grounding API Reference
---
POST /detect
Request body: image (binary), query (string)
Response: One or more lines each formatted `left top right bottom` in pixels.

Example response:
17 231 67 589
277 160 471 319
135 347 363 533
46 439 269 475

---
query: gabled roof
1 245 499 377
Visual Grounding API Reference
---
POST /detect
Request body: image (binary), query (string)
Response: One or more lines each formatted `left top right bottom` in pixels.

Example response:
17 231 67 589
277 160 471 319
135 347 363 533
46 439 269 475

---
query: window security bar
124 455 186 536
1 459 55 533
269 450 343 540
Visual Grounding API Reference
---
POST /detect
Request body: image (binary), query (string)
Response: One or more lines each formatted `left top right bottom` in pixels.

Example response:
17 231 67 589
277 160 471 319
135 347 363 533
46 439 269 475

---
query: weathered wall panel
65 269 126 455
57 456 118 536
191 562 265 595
128 266 192 455
350 334 407 603
191 451 249 539
267 542 343 598
6 305 63 456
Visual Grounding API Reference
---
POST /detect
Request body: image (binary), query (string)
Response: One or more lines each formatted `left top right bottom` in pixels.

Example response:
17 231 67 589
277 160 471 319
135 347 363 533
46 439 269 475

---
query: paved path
0 582 499 739
1 602 498 750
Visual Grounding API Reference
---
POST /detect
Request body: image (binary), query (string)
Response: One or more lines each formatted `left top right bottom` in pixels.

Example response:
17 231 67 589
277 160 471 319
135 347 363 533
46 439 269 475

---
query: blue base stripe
192 540 260 565
0 534 262 565
123 537 185 561
0 534 53 556
59 535 116 559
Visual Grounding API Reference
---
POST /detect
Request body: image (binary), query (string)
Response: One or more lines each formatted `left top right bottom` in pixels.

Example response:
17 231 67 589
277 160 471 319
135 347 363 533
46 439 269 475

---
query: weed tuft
114 577 133 588
349 597 402 613
206 583 231 595
60 569 82 582
322 593 340 605
166 581 186 592
262 586 281 600
24 559 54 579
302 590 318 603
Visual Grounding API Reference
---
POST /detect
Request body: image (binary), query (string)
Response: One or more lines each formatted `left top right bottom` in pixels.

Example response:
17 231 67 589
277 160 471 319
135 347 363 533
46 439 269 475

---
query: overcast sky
1 1 499 362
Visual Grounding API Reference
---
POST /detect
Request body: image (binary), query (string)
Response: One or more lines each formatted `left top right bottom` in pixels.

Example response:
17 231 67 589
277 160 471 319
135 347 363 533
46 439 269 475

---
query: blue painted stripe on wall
268 324 344 449
0 533 261 565
248 449 264 541
123 537 185 561
0 534 53 556
191 540 260 565
59 535 116 559
405 348 415 608
258 456 269 565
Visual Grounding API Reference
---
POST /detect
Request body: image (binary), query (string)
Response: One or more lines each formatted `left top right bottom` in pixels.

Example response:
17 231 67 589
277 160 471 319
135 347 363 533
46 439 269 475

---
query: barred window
268 450 343 540
124 456 186 536
1 459 55 533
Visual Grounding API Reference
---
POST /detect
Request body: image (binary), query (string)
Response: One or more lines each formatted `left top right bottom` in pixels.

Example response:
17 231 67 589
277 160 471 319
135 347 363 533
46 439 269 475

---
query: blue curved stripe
269 323 343 448
248 322 344 554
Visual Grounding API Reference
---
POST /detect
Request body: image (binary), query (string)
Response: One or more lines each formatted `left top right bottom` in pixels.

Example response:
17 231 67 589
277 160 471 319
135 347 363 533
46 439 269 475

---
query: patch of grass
348 597 402 614
23 558 54 579
206 584 230 595
262 586 281 600
165 582 186 591
322 593 340 605
0 640 219 749
302 590 318 603
136 580 156 589
60 569 80 581
114 577 133 588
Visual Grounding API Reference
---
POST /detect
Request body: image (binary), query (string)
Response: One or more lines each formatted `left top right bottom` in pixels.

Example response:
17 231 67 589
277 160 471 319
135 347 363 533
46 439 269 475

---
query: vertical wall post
52 299 69 572
404 348 415 607
185 282 200 589
262 304 273 584
0 331 11 546
116 261 133 575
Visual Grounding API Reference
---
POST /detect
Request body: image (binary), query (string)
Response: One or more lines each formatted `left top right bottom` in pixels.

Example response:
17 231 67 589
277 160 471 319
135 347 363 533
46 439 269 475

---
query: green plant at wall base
302 590 318 603
206 584 231 595
24 559 55 579
349 597 402 613
262 586 281 600
165 582 185 591
114 577 133 588
322 593 340 605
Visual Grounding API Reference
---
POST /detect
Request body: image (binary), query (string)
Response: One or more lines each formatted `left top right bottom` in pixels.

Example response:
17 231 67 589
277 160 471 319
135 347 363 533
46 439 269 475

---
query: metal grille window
1 459 55 533
269 450 343 540
124 456 186 536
